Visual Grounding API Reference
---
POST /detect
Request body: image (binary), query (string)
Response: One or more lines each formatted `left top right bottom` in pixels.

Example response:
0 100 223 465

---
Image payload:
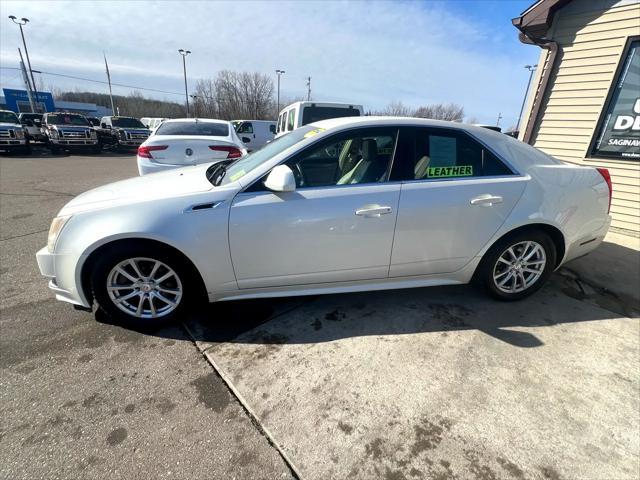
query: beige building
514 0 640 234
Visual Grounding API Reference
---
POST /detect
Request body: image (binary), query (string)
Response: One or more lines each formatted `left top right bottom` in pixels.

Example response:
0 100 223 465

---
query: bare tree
374 100 414 116
213 70 275 120
413 103 464 122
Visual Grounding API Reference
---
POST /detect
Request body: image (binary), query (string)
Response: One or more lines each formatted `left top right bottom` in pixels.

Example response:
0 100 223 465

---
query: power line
0 66 184 96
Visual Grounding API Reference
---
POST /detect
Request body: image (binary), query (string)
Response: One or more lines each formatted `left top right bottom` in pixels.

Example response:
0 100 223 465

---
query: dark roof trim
512 0 572 39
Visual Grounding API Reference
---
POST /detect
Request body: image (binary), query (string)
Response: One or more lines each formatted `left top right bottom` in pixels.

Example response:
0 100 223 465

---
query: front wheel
91 245 196 328
477 231 556 301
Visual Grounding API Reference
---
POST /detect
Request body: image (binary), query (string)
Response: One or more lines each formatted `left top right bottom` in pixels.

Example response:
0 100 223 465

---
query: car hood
59 163 216 215
0 122 20 128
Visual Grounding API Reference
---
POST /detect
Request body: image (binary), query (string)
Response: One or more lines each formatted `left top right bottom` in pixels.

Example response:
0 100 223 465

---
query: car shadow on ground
98 271 631 350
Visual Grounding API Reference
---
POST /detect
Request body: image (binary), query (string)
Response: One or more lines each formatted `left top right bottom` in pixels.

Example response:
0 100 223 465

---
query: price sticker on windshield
229 170 246 182
304 128 325 138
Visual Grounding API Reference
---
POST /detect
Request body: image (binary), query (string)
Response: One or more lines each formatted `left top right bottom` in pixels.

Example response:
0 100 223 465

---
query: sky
0 0 540 127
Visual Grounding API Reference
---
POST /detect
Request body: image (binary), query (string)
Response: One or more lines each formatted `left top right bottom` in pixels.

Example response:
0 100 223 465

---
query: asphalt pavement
1 148 638 480
0 149 294 480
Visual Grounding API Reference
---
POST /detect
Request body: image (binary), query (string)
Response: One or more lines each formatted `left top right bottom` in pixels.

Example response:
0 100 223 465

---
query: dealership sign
592 40 639 160
2 88 55 114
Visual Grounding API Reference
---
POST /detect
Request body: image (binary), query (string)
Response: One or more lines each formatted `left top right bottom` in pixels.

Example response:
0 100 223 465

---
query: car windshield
213 125 316 186
155 121 229 136
47 114 90 126
20 113 42 121
112 117 145 128
0 111 19 123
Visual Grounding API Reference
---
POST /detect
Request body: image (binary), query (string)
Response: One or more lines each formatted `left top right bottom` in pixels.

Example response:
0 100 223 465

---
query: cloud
0 0 538 125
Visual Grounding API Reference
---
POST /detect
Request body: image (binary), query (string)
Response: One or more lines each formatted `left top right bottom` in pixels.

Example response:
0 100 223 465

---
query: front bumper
0 139 28 150
50 139 98 146
36 246 90 308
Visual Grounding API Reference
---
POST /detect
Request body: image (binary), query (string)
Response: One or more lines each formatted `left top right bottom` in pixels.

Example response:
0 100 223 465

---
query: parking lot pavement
0 150 294 479
186 277 640 479
2 149 639 480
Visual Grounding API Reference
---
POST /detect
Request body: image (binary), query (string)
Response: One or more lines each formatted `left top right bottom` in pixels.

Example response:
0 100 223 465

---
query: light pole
517 64 537 132
178 49 191 117
275 69 285 114
8 15 39 112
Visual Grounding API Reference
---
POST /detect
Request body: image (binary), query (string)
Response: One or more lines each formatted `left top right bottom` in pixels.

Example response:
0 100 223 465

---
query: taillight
209 145 243 159
137 145 168 159
596 167 612 214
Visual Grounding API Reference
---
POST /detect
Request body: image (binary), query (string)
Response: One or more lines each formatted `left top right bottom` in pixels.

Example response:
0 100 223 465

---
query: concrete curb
182 322 303 480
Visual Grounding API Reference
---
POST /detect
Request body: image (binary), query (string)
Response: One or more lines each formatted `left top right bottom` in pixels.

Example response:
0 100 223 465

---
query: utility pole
18 48 35 112
178 49 191 117
103 53 116 116
275 69 285 114
496 112 503 127
517 64 537 133
9 15 39 111
306 76 311 101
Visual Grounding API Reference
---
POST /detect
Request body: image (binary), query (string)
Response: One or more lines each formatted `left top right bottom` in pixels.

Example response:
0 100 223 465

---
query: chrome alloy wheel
492 241 546 294
106 257 183 319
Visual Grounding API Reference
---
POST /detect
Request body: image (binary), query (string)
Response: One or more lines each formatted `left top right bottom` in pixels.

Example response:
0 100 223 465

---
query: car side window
269 124 276 134
391 127 512 181
281 127 398 189
237 122 253 134
287 110 295 131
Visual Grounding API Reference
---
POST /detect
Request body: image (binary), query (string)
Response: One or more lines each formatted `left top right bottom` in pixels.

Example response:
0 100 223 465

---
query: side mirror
264 165 296 192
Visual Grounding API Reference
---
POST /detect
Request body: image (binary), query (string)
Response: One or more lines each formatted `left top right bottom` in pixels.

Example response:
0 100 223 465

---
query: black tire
90 144 102 154
476 230 556 301
21 144 32 155
48 143 61 154
90 243 199 328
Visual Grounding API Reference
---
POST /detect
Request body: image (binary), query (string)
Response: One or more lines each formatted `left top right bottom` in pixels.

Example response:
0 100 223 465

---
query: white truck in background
275 101 363 138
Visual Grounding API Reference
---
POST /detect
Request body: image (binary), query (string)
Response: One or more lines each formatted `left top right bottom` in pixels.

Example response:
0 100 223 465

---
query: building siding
522 0 640 234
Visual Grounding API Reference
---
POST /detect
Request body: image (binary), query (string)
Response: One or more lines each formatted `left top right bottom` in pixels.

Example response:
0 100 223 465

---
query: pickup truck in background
42 112 100 154
100 116 151 151
18 113 47 143
0 110 31 155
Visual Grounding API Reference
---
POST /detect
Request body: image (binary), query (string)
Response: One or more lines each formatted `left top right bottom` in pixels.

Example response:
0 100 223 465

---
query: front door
229 127 401 288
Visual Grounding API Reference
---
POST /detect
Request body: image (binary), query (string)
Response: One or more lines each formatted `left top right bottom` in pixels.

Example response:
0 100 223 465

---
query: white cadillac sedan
136 118 247 175
37 117 611 327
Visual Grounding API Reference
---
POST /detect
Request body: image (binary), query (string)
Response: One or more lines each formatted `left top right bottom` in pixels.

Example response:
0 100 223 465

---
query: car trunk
145 135 242 166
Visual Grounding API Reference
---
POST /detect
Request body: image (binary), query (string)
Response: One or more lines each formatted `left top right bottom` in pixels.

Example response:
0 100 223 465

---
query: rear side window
287 110 295 131
392 128 513 181
155 121 229 136
301 106 361 126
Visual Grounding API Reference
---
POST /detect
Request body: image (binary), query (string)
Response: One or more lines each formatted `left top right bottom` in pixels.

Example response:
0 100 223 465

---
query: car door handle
470 194 503 206
355 205 393 217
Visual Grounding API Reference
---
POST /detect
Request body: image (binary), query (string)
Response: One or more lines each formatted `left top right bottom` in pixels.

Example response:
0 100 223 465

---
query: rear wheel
91 244 197 328
477 231 556 301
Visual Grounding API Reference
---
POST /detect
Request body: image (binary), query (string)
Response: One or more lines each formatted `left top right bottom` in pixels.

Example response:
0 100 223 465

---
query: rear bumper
137 156 189 176
36 246 90 308
561 215 612 265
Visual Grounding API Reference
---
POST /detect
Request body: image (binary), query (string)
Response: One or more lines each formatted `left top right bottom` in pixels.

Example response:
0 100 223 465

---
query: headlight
47 215 71 253
15 129 25 139
49 128 59 139
119 130 127 139
90 130 97 139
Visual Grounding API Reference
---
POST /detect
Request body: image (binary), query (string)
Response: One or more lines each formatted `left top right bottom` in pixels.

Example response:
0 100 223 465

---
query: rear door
389 127 527 277
236 121 255 150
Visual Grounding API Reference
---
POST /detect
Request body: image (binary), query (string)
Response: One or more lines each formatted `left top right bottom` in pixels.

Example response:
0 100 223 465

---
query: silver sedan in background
37 117 612 328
